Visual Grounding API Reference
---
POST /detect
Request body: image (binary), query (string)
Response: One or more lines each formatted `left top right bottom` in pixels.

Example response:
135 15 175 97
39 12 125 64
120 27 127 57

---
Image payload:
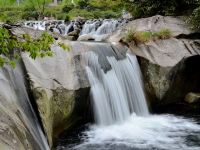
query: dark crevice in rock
176 33 200 39
53 87 92 148
182 40 193 54
161 55 200 105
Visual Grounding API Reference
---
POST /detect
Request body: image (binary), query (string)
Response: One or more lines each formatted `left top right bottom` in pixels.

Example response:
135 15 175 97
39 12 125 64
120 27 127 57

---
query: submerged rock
185 92 200 103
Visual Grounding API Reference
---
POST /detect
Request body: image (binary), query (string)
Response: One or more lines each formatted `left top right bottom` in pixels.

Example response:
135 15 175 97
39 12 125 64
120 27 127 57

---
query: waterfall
80 19 124 36
23 19 128 41
0 63 49 150
56 42 200 150
82 49 149 126
80 20 100 35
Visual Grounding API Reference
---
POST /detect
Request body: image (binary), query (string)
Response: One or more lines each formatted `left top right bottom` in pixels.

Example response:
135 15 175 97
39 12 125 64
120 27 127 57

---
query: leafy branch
0 26 70 67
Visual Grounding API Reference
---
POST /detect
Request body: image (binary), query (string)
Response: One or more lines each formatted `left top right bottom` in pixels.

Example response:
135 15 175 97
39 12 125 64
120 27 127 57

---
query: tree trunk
16 0 20 6
54 0 58 5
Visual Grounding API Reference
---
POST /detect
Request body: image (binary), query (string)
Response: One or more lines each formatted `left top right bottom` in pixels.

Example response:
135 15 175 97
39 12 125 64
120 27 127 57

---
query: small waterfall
80 19 124 36
80 20 100 35
64 22 74 35
95 20 119 35
82 49 149 126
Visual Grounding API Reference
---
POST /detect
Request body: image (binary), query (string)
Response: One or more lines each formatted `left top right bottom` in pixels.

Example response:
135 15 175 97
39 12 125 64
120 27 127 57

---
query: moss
32 87 53 147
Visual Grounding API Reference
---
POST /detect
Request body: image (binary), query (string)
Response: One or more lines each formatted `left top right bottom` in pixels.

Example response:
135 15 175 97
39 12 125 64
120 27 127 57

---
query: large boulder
108 15 193 43
108 15 200 110
21 42 90 147
0 62 49 150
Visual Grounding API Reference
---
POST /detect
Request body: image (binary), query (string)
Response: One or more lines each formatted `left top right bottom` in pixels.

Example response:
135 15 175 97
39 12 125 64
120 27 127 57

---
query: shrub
56 13 66 20
22 11 39 20
64 14 70 22
78 0 89 9
188 6 200 30
124 0 198 18
62 5 74 13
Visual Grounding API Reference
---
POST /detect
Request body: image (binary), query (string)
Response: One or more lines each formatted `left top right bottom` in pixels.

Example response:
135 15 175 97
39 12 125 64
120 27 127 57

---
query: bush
56 13 66 20
62 5 74 13
124 0 199 18
22 11 39 20
188 6 200 30
65 14 70 22
0 11 22 23
78 0 89 9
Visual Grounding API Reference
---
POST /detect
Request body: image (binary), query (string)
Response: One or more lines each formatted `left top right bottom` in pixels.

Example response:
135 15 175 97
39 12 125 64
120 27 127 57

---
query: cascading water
23 19 128 41
83 51 149 125
0 63 49 150
81 19 128 36
56 42 200 150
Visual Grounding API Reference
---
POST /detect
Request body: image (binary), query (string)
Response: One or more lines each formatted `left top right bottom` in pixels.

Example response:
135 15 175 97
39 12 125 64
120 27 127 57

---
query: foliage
0 27 55 67
77 0 89 9
188 6 200 30
22 0 52 19
124 0 199 18
62 4 74 13
0 0 199 27
156 29 172 39
123 28 172 44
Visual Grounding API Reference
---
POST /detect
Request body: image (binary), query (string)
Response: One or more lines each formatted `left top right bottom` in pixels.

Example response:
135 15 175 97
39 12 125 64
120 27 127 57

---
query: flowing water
56 43 200 150
0 62 49 150
83 52 149 125
23 19 127 40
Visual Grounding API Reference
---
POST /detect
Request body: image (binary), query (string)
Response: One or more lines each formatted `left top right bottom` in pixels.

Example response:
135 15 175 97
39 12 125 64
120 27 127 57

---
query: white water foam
74 114 200 150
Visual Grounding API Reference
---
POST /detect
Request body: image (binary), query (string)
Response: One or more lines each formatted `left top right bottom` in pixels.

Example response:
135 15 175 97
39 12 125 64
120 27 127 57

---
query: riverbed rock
21 43 90 147
185 92 200 103
64 35 77 41
68 29 80 37
78 34 95 41
108 15 193 43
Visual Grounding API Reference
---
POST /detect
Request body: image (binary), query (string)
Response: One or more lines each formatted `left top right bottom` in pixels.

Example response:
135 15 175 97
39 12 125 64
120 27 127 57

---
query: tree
54 0 57 5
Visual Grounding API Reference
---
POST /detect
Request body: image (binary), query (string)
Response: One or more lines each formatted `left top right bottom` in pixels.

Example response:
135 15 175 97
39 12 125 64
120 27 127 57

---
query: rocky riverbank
1 15 200 149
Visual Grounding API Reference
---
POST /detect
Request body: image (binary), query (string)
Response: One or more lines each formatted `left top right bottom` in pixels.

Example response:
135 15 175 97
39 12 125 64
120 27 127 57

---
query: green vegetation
0 0 200 30
124 28 172 44
0 26 70 67
0 0 124 22
0 26 53 67
188 6 200 30
123 0 200 30
124 0 198 17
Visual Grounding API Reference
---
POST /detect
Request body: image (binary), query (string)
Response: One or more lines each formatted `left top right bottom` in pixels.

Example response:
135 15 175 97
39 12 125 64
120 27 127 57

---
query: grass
124 28 172 44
